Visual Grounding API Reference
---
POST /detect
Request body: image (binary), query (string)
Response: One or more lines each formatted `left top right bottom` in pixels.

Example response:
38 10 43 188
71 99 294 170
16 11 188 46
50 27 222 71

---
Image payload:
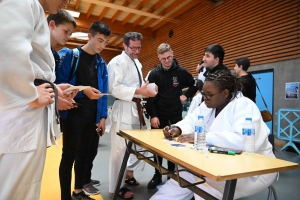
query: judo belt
34 79 60 124
116 97 145 129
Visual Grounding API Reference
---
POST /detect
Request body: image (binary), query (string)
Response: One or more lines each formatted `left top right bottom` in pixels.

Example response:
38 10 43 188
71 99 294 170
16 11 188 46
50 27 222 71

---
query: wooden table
113 129 299 200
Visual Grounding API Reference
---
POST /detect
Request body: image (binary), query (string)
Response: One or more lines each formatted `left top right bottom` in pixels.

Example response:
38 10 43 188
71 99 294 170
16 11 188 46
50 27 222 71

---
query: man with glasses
107 32 157 199
146 43 198 189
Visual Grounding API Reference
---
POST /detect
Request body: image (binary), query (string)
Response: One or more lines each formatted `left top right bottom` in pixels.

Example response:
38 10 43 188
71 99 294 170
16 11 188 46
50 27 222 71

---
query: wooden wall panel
139 0 300 77
100 49 121 64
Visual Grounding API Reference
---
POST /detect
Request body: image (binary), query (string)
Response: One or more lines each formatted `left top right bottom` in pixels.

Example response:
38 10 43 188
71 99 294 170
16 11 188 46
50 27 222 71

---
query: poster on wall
285 82 299 99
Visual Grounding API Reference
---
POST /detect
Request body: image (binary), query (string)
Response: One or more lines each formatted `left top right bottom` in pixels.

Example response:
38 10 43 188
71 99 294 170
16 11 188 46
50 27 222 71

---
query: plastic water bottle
242 118 255 155
195 116 206 152
194 120 198 150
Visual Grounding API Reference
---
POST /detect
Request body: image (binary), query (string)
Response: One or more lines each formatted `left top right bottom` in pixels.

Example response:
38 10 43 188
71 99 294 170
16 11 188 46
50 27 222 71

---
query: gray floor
91 131 300 200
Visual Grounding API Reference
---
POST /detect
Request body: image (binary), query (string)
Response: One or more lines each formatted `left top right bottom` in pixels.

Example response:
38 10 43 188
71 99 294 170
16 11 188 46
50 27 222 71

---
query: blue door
252 70 274 133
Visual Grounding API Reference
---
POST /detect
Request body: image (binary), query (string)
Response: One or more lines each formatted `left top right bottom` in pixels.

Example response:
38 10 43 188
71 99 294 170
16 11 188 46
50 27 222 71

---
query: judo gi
187 92 203 115
0 0 59 199
151 92 277 200
107 51 147 193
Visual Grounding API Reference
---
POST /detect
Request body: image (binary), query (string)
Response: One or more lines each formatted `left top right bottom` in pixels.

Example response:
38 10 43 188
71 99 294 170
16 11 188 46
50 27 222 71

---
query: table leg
222 179 237 200
112 141 133 200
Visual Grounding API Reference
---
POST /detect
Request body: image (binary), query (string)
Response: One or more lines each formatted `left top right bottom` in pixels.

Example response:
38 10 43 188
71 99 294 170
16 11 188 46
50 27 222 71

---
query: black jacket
241 73 256 103
206 63 231 77
146 59 198 119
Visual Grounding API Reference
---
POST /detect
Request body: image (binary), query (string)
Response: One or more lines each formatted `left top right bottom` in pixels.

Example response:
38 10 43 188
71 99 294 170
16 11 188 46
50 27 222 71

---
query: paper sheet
64 86 90 92
147 83 157 94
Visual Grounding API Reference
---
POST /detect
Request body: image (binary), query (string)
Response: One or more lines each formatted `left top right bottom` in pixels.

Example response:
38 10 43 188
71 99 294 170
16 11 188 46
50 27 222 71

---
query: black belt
116 97 145 129
34 79 60 124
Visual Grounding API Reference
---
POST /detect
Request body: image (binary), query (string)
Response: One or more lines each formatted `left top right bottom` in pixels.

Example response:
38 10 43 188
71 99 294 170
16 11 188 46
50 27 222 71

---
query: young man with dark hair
203 44 230 76
47 9 77 110
234 57 256 102
55 21 111 200
146 43 198 189
107 32 157 199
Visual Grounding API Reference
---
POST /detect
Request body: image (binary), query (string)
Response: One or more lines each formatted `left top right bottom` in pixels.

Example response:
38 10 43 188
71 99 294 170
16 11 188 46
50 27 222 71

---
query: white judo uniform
151 92 277 200
0 0 60 199
107 51 148 193
187 92 203 115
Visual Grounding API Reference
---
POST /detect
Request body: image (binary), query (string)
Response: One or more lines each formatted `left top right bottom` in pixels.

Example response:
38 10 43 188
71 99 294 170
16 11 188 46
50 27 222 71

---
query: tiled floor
91 131 300 200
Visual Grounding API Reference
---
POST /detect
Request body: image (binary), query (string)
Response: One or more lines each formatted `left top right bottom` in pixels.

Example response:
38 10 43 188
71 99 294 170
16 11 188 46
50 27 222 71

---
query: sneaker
91 179 100 186
71 191 95 200
147 174 162 189
83 183 100 195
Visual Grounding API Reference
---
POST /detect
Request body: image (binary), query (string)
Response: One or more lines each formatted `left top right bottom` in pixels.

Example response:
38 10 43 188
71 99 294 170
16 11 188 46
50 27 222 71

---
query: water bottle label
242 128 254 136
195 126 205 133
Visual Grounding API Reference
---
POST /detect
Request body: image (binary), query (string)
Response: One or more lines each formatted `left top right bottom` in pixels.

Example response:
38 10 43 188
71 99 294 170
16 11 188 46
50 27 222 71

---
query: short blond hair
157 43 172 55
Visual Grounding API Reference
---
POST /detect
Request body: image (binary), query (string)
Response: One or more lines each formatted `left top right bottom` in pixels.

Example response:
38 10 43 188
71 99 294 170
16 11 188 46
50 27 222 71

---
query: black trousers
151 116 182 177
59 109 99 200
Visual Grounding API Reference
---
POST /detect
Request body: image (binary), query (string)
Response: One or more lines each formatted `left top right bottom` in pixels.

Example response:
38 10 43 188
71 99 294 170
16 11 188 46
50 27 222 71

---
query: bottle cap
228 151 236 155
198 115 204 119
245 117 252 121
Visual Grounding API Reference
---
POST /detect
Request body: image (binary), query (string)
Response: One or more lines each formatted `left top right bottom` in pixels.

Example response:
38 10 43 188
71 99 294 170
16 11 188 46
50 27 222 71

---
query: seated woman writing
150 70 276 200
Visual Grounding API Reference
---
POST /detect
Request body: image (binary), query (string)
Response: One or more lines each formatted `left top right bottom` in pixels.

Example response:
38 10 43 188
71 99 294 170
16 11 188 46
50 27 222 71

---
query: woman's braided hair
205 70 242 99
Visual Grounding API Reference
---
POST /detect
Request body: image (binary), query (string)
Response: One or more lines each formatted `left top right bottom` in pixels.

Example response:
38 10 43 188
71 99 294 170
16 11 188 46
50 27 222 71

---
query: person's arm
108 58 156 101
181 68 198 99
55 49 73 85
100 63 108 119
187 93 202 115
96 118 106 136
240 76 249 98
135 82 156 97
56 48 90 99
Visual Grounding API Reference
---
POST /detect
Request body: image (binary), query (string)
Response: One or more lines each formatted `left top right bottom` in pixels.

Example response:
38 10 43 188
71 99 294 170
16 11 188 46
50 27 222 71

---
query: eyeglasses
160 55 173 62
127 46 143 51
200 90 220 100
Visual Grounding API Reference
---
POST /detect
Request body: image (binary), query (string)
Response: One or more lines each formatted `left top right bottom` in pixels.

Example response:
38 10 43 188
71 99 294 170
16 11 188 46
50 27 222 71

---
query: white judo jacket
177 92 274 157
108 51 144 125
187 92 203 116
0 0 60 154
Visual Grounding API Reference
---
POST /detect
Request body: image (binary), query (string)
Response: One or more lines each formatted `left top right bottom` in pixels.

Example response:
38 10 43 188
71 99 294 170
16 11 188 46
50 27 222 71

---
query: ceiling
62 0 214 51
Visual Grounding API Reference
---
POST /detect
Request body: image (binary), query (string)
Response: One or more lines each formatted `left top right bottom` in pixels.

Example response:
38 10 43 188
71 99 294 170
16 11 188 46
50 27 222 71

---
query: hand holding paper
83 87 104 100
135 82 157 97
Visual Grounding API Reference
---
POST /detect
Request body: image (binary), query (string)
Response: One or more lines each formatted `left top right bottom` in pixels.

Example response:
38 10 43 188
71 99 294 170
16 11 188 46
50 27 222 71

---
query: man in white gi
150 70 277 200
0 0 76 199
107 32 157 199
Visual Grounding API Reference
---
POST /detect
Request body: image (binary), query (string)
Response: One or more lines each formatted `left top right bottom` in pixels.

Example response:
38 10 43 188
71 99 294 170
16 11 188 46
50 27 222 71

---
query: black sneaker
71 191 95 200
147 174 162 189
91 179 100 186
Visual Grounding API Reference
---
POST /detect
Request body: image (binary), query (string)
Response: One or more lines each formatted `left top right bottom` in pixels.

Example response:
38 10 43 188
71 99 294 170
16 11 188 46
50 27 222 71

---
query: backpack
57 47 80 83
